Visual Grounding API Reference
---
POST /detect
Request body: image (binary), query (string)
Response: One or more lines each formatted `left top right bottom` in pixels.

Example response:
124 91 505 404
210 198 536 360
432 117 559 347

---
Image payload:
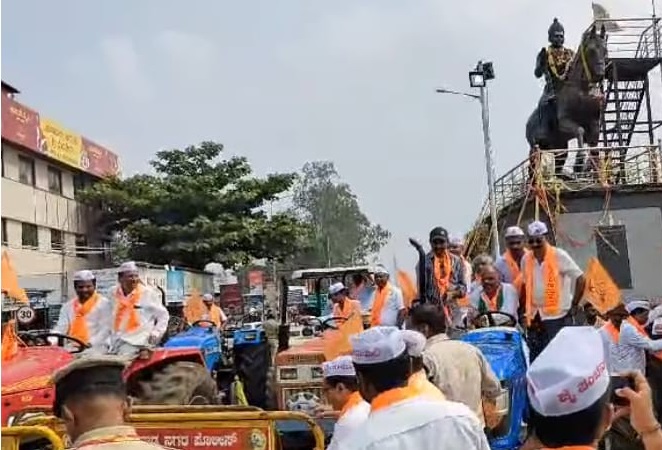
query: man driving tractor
51 270 113 352
468 265 519 327
201 293 227 329
329 282 362 320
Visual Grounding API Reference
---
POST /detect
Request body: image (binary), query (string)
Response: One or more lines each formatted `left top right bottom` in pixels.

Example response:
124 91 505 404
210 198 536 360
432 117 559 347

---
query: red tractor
1 331 217 426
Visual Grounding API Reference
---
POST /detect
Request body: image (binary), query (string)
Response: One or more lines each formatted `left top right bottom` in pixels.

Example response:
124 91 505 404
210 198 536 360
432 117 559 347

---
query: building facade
1 81 121 306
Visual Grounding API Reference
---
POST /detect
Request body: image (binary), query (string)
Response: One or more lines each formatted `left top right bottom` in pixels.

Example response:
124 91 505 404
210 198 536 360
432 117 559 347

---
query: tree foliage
81 142 310 269
290 161 390 267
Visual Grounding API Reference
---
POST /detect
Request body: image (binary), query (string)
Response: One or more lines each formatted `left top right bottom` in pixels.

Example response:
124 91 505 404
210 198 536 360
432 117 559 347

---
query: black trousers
528 313 573 362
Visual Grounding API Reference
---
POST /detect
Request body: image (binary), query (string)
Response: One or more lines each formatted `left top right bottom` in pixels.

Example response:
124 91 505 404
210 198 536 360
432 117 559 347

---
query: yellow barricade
1 426 65 450
17 410 325 450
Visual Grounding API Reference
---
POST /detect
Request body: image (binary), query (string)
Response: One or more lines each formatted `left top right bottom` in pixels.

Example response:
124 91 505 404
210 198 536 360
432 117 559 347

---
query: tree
290 161 390 267
80 142 310 269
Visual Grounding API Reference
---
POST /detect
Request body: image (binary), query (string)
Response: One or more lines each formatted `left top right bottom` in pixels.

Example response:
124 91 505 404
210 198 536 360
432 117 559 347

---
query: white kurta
344 396 489 450
51 294 114 350
111 285 170 348
327 400 370 450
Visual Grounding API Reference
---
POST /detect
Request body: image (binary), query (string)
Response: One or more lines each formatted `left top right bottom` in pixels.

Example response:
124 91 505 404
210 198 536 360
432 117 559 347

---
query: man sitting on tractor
108 262 170 357
321 355 370 450
51 270 113 352
329 282 362 321
52 355 171 449
201 293 227 329
468 265 519 327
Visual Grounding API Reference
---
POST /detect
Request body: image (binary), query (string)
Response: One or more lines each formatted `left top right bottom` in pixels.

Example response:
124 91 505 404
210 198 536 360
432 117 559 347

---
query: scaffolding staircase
601 17 662 147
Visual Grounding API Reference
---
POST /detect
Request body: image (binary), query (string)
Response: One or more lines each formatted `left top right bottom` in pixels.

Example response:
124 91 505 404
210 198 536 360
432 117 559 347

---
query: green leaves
80 142 307 269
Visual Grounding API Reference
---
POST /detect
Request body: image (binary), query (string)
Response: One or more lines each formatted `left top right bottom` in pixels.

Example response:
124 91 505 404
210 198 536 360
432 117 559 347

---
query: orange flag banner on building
183 289 206 324
583 257 621 315
2 320 21 362
1 250 28 303
323 307 365 361
396 270 417 309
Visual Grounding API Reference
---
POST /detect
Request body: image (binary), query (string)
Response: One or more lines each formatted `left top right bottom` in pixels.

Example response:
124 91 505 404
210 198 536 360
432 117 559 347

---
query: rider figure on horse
535 18 574 134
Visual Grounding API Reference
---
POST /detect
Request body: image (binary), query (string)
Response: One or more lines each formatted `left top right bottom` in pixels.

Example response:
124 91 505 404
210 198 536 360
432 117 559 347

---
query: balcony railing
589 16 662 60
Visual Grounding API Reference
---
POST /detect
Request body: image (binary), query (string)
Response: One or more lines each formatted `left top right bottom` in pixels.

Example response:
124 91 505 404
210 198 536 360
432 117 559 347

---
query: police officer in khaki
52 355 170 449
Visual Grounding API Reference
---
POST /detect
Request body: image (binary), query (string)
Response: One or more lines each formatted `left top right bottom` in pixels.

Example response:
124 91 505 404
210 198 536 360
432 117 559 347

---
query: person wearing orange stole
468 266 519 326
345 326 489 450
108 262 169 357
520 221 585 361
52 270 113 352
598 304 630 374
321 355 370 450
400 330 445 400
614 300 662 375
200 293 227 329
494 226 528 289
329 282 362 321
370 267 405 328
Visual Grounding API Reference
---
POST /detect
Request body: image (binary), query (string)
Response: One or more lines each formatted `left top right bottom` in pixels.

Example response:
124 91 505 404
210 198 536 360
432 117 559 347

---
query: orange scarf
627 317 662 360
340 391 365 418
69 293 100 344
433 252 452 296
371 284 391 327
408 370 445 400
333 298 360 320
604 321 620 343
504 250 525 290
114 285 142 332
481 286 502 311
524 245 561 325
371 386 421 413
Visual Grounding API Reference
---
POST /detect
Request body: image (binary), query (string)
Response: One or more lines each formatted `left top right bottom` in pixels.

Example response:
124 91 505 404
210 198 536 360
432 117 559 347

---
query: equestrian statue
525 18 608 177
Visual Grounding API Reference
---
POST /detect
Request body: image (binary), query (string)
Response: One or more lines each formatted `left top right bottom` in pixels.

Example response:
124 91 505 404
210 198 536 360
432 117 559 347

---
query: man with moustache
494 226 528 290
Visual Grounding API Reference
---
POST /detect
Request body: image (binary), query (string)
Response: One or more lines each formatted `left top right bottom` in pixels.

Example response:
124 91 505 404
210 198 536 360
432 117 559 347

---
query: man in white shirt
468 265 519 326
108 262 170 357
345 326 489 450
616 300 662 375
369 267 405 328
322 355 370 450
52 270 113 352
494 226 527 286
520 221 585 361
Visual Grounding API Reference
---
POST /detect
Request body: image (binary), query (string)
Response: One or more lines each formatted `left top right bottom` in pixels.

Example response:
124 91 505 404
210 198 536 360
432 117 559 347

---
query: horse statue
525 22 608 177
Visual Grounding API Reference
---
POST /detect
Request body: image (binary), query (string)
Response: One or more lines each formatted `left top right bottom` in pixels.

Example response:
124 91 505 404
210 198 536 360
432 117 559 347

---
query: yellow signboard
38 118 82 169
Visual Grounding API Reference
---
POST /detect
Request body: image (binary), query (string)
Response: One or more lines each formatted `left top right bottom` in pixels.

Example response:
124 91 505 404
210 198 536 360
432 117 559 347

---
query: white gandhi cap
527 221 549 237
322 355 356 378
328 282 346 296
505 226 525 238
625 300 650 313
400 329 426 357
118 261 139 274
373 266 389 276
351 326 406 365
527 327 609 417
73 270 95 282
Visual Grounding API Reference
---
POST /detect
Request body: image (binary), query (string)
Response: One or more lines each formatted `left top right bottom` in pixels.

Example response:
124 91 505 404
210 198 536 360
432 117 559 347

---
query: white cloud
100 36 153 102
154 30 217 83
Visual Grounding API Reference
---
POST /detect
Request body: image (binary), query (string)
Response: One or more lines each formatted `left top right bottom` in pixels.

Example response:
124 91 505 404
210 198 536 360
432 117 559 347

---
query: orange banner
396 270 417 308
583 257 621 315
1 251 28 303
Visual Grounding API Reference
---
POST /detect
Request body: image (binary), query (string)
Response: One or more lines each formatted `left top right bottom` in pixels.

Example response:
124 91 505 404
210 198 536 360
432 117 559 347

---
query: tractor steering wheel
320 316 348 331
473 311 518 329
19 330 90 353
191 320 217 328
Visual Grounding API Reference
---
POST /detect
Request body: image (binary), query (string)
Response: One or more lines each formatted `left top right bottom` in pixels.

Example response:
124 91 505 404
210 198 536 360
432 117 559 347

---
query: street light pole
478 84 501 257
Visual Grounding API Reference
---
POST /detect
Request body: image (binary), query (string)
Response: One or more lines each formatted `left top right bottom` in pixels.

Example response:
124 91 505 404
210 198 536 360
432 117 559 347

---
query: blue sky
2 0 660 270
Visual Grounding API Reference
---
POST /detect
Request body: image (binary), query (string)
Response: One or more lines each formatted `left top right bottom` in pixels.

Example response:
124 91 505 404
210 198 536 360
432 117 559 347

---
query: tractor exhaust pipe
277 275 290 352
408 238 427 305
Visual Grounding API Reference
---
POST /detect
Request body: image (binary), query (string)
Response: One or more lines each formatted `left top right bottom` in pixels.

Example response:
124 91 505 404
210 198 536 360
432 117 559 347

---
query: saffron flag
2 320 20 362
582 257 621 315
183 289 206 324
396 270 417 309
323 304 364 361
1 250 28 303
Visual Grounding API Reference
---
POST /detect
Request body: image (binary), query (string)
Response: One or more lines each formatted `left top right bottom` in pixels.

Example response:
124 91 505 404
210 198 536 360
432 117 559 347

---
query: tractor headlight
279 367 298 381
311 366 324 379
243 332 257 341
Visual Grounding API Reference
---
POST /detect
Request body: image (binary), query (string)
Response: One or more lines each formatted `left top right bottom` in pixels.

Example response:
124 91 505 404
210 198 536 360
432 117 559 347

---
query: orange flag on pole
396 270 417 309
582 257 622 315
1 319 21 362
1 250 28 303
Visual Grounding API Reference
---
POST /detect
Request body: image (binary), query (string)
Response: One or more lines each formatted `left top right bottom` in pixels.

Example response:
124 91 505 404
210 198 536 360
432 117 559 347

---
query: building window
21 223 39 248
75 234 88 258
18 156 35 185
47 166 63 194
73 174 88 198
50 228 64 251
595 225 633 289
1 219 7 245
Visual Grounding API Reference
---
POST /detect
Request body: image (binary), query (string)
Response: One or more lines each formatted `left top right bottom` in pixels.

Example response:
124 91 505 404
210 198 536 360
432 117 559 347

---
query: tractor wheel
137 361 218 405
234 341 271 408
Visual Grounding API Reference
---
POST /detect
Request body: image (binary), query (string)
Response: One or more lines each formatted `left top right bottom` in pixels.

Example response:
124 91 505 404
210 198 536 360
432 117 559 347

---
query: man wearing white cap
494 226 528 289
449 235 473 292
617 300 662 375
520 220 585 360
329 282 362 321
52 270 113 351
370 266 405 328
201 293 227 329
346 326 489 450
322 355 370 450
108 262 169 356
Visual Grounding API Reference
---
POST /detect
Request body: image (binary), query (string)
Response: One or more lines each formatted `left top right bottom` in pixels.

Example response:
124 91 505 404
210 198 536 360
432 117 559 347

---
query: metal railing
589 17 662 60
492 144 662 213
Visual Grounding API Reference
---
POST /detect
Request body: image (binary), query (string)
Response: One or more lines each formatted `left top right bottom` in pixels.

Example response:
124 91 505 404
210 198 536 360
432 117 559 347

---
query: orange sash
432 252 452 296
408 370 445 400
370 385 421 413
524 245 561 325
604 321 620 343
370 284 391 327
481 286 501 311
340 391 365 418
69 293 100 344
333 299 361 320
114 285 142 332
627 317 662 360
504 250 525 290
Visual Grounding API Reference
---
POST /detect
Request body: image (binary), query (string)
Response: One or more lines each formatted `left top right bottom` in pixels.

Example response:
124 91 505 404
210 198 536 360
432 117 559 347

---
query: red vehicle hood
2 347 75 394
